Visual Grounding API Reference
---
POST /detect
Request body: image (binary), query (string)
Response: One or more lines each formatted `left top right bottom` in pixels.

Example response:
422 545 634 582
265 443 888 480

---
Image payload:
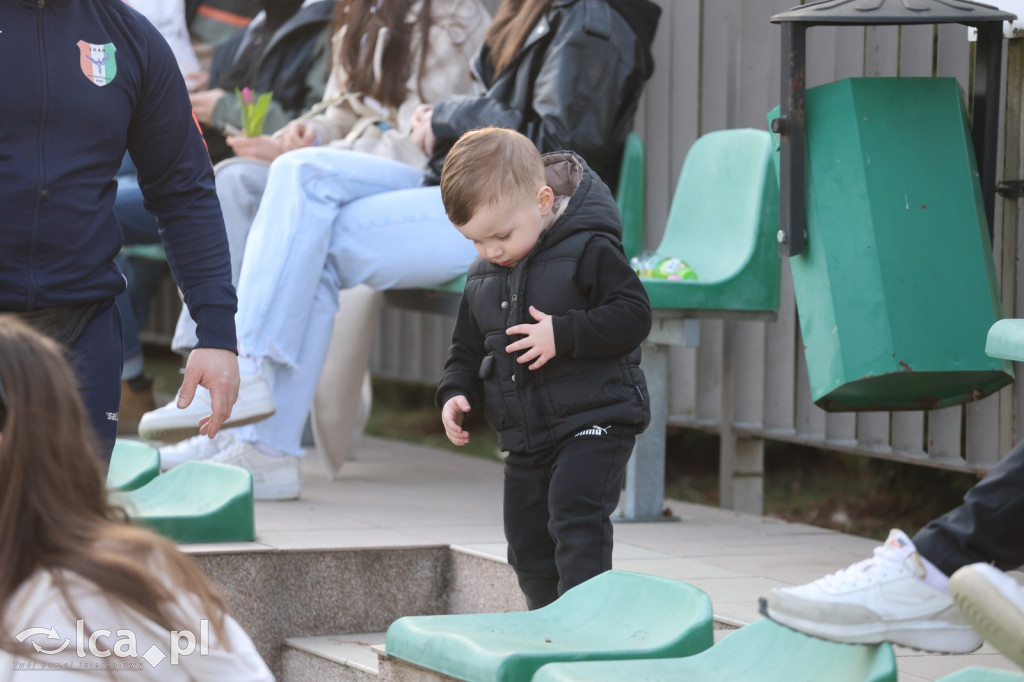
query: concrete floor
181 435 1022 681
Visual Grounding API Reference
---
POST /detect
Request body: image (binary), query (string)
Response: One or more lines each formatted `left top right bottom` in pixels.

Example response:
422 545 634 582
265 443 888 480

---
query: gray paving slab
221 435 1019 681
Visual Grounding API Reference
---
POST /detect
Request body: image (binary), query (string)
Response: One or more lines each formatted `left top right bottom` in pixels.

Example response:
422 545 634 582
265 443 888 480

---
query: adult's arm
126 16 237 353
126 14 239 435
430 2 633 164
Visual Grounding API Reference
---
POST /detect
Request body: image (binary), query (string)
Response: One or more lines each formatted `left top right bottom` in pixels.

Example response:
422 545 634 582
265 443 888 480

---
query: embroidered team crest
77 41 118 86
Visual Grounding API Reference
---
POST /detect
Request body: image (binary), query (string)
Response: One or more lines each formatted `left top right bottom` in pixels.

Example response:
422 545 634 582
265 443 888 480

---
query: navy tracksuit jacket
1 0 238 456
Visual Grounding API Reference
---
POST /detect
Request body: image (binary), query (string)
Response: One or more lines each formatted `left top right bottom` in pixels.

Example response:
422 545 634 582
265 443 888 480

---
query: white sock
251 440 289 459
237 354 261 377
919 553 951 591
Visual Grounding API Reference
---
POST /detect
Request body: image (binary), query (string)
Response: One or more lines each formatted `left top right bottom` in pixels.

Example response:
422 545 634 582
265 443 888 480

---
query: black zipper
504 273 513 326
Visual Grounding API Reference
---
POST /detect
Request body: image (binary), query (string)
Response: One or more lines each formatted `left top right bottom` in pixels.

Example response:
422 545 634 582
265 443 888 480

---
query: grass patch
665 429 979 541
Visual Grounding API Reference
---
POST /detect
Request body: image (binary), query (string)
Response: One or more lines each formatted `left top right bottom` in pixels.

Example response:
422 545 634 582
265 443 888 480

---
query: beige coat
309 0 489 167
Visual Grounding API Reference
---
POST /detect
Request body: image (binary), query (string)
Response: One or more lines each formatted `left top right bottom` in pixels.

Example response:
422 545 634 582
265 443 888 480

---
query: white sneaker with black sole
159 432 235 471
138 371 275 443
760 529 982 653
211 438 301 501
950 562 1024 668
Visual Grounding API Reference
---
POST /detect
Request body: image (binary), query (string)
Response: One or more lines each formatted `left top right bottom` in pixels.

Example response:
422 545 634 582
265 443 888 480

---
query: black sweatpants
503 425 635 610
914 437 1024 576
68 300 122 464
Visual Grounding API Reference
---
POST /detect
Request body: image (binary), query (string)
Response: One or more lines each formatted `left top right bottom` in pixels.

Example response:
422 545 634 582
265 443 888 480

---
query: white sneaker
761 529 982 653
950 563 1024 668
159 432 235 471
138 371 275 443
211 438 301 501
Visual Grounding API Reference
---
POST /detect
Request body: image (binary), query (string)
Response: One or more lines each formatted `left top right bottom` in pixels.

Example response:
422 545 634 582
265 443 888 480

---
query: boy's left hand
506 306 556 370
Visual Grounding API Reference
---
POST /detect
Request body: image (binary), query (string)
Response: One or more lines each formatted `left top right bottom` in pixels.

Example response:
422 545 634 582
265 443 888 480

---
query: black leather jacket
426 0 660 191
205 0 334 160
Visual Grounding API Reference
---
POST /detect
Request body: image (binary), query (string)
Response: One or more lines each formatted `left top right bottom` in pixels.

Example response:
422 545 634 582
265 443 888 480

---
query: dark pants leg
504 447 560 610
504 426 635 609
67 300 123 464
913 438 1024 575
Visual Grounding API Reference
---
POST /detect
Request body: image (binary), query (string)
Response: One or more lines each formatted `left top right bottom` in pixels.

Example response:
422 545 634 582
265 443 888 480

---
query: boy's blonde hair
440 127 546 227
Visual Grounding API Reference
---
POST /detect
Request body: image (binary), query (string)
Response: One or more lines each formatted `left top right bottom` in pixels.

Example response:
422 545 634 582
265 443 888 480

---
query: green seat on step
939 669 1024 682
122 461 255 544
384 570 713 682
532 618 896 682
105 439 160 491
986 319 1024 361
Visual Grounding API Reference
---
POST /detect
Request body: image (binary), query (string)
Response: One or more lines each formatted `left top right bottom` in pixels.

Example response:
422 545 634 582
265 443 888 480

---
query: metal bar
777 22 807 257
617 339 672 522
973 22 1004 240
718 320 765 514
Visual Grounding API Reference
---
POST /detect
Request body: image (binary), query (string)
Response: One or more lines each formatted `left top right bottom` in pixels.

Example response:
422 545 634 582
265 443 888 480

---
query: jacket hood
540 151 623 250
605 0 661 80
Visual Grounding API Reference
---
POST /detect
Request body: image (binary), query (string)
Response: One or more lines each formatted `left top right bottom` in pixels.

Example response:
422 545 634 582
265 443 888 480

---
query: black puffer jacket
425 0 661 191
436 152 652 454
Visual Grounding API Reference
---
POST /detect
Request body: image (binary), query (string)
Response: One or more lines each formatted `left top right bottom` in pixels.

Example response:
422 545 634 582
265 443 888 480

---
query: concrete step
282 632 384 681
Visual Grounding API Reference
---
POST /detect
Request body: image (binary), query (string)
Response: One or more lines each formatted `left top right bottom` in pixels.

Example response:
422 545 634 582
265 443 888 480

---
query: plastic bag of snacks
629 251 698 280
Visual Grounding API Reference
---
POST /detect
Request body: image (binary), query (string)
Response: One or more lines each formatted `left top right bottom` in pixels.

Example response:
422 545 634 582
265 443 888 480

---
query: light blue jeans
227 147 476 455
172 158 270 355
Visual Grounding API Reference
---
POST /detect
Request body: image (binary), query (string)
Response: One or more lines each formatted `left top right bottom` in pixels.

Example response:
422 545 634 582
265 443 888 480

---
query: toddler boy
436 127 652 609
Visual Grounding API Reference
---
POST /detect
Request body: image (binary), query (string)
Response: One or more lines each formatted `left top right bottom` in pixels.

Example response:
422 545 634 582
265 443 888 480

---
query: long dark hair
484 0 551 76
334 0 434 108
0 316 229 658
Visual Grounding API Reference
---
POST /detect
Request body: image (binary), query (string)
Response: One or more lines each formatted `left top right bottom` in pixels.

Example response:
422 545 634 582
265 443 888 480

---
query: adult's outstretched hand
177 348 240 438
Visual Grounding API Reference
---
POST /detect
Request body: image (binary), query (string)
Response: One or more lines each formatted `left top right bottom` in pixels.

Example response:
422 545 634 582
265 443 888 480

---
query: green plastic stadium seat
938 669 1024 682
533 618 896 682
986 319 1024 361
123 461 255 544
641 128 780 313
105 439 160 491
616 130 645 260
384 570 713 682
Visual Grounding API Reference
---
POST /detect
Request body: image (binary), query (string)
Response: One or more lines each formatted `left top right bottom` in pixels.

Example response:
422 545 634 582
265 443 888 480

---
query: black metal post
972 22 1004 241
776 22 807 257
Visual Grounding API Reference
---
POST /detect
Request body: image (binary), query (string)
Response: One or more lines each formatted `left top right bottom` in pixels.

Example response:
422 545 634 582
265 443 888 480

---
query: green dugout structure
769 77 1013 411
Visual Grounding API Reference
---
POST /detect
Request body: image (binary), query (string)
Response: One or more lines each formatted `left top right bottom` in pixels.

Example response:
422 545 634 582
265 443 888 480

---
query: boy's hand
506 306 556 370
442 395 472 446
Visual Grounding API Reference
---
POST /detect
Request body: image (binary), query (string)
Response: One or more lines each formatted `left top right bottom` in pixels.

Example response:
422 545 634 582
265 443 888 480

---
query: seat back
384 570 713 682
123 461 255 543
616 131 645 260
938 668 1024 681
534 618 897 682
655 128 777 284
106 439 160 491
